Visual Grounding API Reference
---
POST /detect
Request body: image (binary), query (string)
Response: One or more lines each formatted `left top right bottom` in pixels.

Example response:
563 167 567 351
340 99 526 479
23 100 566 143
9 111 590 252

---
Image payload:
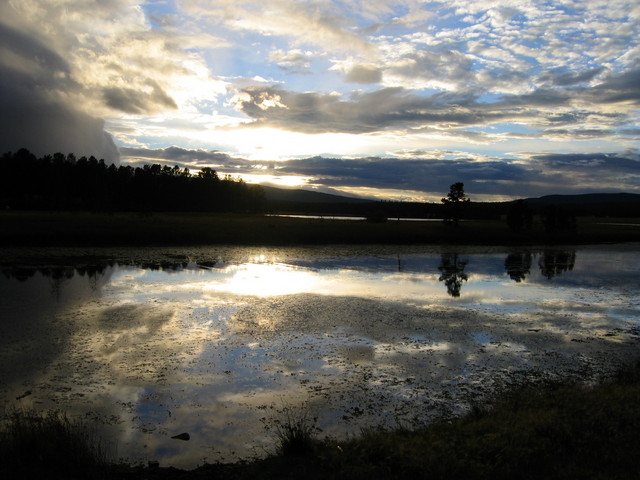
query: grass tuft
271 405 319 457
0 408 111 477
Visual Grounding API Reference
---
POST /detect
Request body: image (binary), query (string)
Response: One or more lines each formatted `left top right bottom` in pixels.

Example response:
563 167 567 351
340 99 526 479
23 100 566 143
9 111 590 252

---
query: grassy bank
2 363 640 479
1 211 639 246
0 409 111 479
231 363 640 480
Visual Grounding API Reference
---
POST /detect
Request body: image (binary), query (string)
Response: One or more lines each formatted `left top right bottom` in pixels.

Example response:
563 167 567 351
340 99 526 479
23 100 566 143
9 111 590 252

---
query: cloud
230 85 523 134
538 67 606 87
119 146 250 170
0 0 223 161
382 48 479 91
231 81 635 139
120 146 640 201
2 0 638 194
0 22 119 163
180 0 373 54
528 152 640 175
342 64 383 84
103 80 178 114
273 156 533 197
521 152 640 193
588 68 640 105
268 49 314 74
229 51 638 138
278 152 640 199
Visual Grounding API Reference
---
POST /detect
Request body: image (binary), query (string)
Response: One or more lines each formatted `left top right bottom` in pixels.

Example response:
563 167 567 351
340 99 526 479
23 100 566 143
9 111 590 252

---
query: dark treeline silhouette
0 149 265 212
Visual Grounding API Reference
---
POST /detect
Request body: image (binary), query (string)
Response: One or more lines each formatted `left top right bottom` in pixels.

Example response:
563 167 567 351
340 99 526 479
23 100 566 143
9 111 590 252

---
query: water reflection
0 245 639 468
538 249 576 279
505 252 533 282
0 248 583 293
438 253 469 297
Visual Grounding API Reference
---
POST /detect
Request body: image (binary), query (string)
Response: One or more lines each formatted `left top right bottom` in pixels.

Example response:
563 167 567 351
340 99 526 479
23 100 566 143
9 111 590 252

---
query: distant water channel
1 244 639 468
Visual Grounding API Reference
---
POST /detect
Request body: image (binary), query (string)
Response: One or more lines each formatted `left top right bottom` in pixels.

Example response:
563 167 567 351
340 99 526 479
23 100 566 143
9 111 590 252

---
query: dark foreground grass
0 211 639 246
3 363 640 479
0 409 111 479
236 364 640 480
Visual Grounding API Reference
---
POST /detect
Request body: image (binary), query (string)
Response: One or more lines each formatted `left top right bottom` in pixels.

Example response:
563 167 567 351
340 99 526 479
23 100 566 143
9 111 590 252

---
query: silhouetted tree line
0 149 265 212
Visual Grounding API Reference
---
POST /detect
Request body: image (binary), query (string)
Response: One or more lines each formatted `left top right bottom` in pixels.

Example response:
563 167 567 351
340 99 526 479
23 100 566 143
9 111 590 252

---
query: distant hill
525 193 640 205
261 187 640 218
263 187 640 208
261 185 370 204
521 193 640 217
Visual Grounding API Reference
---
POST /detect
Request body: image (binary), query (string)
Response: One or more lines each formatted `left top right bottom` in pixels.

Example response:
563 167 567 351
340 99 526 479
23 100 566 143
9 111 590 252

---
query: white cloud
268 49 315 73
179 0 374 54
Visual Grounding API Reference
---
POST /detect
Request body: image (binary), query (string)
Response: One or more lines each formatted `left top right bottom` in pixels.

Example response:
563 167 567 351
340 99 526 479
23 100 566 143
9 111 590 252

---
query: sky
1 0 639 202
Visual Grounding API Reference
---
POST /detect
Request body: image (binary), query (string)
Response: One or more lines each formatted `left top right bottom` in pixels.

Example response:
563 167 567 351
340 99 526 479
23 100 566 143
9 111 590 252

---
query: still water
1 245 639 468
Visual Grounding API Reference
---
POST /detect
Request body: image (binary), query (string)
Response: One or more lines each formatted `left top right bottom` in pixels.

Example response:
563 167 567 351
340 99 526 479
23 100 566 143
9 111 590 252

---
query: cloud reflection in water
0 245 639 468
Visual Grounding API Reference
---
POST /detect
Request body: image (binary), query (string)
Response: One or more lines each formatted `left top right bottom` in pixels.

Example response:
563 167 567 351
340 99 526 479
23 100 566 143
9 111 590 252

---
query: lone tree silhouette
441 182 470 226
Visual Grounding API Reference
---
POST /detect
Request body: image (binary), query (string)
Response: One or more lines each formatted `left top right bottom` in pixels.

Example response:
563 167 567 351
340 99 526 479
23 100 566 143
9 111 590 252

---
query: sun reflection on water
1 246 640 468
204 262 321 296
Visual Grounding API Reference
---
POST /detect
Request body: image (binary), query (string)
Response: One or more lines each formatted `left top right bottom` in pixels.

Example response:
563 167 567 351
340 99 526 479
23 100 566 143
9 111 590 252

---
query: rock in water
171 432 190 441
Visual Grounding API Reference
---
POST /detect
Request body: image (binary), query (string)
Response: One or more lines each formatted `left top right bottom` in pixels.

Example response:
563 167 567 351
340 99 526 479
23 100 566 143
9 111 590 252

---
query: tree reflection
1 264 115 295
538 250 576 279
1 267 37 282
44 267 75 300
438 253 468 297
505 252 532 282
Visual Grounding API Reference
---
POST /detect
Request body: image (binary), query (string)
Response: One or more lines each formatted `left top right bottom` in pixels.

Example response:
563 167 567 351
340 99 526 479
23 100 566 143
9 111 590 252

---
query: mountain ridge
262 185 640 206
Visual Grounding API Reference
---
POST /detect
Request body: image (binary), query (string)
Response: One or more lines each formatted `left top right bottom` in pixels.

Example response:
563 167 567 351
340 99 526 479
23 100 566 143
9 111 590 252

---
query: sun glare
206 128 380 161
204 262 320 296
235 173 313 188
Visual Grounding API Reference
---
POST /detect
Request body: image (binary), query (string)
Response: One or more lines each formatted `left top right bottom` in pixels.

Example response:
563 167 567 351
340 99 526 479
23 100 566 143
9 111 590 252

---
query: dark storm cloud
539 67 605 87
274 156 538 197
232 63 640 139
589 68 640 105
233 86 516 133
119 146 251 169
121 146 640 199
283 153 640 198
504 68 640 110
0 23 119 163
0 23 70 76
529 152 640 173
103 80 178 114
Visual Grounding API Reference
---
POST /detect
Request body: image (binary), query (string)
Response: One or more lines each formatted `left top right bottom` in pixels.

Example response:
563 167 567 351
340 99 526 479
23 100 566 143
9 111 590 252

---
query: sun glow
232 173 313 188
204 262 320 296
203 128 386 161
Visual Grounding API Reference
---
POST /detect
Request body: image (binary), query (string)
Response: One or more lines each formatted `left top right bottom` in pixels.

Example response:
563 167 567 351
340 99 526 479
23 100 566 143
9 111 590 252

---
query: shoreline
1 211 640 247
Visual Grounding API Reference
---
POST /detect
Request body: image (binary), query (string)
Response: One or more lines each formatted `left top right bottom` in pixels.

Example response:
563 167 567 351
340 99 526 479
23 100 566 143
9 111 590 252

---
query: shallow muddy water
1 244 639 468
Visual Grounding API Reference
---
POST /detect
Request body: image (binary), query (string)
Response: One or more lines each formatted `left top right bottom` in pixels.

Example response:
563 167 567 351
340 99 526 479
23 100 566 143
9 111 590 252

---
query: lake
1 244 639 468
